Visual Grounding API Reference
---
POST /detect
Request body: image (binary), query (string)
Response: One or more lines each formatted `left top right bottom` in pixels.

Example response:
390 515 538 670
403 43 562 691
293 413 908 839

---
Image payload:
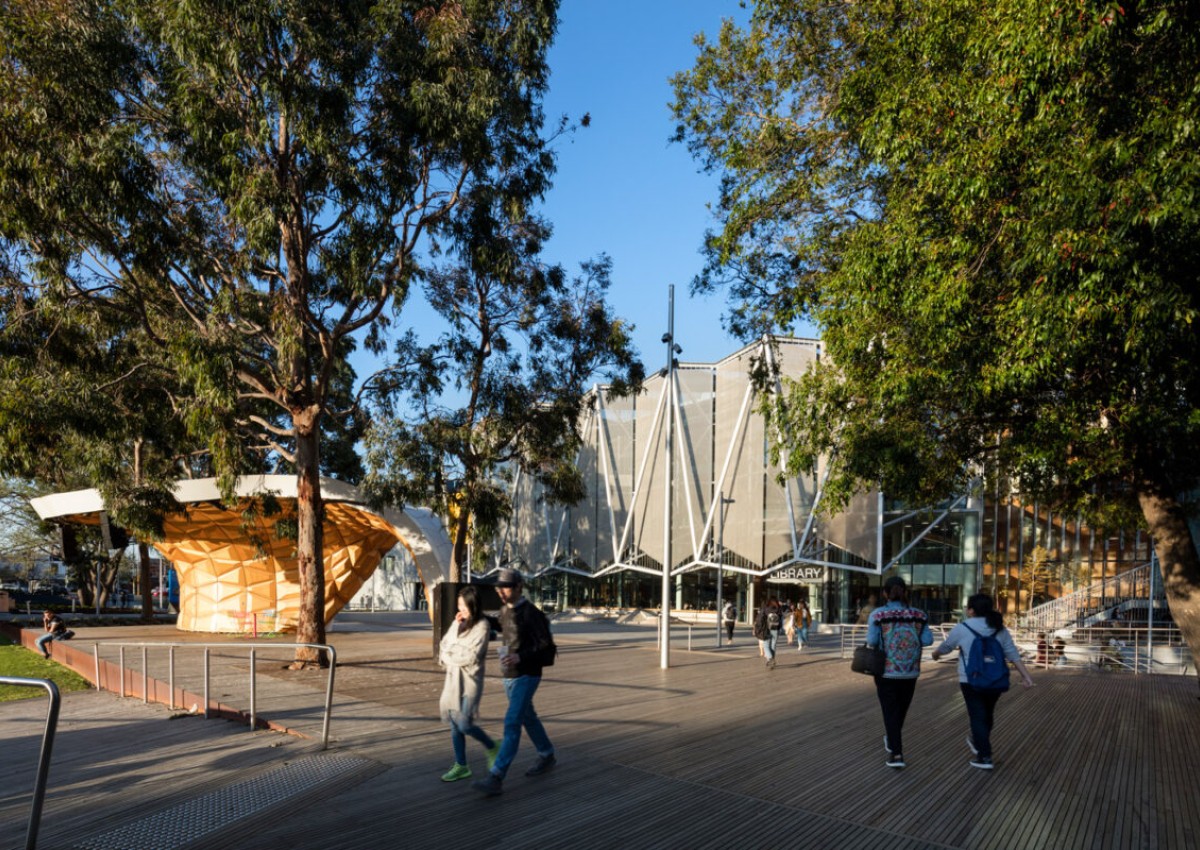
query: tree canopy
1 0 560 660
672 0 1200 651
362 194 643 582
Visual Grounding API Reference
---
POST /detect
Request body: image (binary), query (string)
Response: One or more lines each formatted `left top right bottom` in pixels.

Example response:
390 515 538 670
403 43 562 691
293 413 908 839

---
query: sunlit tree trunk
292 408 327 668
1137 483 1200 683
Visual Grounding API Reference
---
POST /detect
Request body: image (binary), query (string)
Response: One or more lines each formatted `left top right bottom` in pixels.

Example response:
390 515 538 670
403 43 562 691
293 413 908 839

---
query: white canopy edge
29 475 452 585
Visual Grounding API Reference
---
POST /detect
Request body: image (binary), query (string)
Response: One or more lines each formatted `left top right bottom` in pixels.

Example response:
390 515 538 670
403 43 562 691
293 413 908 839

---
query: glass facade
980 496 1153 619
480 337 984 624
478 337 1154 627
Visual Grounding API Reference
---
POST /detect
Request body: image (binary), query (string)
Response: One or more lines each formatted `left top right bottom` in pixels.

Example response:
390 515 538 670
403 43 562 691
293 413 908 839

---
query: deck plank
3 613 1199 850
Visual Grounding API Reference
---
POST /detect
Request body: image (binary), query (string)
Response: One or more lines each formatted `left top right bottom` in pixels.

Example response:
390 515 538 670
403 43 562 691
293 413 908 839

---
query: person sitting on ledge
36 610 69 658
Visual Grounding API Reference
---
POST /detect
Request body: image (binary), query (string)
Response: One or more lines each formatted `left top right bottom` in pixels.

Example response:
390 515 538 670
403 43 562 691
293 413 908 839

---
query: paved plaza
3 612 1199 850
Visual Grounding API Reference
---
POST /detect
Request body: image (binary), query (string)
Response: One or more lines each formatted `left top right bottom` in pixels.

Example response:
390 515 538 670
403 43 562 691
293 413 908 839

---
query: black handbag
851 644 887 676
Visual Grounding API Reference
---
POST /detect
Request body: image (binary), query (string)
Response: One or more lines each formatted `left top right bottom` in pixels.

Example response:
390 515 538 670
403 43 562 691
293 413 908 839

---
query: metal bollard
249 647 257 733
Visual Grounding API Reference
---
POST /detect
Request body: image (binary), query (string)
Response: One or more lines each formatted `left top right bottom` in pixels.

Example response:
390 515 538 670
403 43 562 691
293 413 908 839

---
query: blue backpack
963 623 1011 692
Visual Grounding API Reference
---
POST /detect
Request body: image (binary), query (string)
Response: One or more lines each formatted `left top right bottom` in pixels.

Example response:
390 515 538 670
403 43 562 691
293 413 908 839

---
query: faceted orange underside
154 501 403 633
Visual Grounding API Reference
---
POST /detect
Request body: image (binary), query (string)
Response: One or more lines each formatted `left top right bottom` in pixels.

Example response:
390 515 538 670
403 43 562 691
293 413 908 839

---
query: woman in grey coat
438 586 499 781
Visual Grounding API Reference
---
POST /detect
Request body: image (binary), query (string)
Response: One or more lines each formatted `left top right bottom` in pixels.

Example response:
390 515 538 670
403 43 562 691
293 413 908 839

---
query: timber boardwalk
3 612 1198 850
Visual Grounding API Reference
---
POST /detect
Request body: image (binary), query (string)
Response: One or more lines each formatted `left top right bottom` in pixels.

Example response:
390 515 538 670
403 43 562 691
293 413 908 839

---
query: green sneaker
486 744 500 772
441 763 472 782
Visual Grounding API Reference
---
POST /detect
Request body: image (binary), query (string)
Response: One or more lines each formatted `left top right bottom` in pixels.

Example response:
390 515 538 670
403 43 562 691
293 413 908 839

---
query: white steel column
661 286 679 669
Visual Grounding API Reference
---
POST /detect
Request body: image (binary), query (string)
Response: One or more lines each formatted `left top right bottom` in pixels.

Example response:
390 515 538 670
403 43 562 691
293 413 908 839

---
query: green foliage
672 1 1200 527
1 0 559 484
362 200 644 578
0 478 60 567
1 1 561 638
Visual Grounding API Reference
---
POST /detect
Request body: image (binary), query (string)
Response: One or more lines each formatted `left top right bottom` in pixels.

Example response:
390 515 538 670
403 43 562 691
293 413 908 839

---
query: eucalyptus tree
0 276 202 614
362 202 642 583
671 1 1200 651
0 478 60 572
1 0 559 662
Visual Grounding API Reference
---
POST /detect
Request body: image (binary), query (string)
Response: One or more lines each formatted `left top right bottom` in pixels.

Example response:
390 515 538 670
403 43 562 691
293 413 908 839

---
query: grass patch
0 634 92 702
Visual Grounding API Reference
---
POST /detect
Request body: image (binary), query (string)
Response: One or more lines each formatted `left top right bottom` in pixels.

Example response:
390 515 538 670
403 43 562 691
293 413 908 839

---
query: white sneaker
966 737 979 756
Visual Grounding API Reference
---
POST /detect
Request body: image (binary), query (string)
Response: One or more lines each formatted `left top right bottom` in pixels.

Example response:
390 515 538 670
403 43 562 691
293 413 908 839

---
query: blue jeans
491 676 553 779
764 629 779 661
36 633 57 656
960 684 1003 758
797 627 809 649
449 712 495 766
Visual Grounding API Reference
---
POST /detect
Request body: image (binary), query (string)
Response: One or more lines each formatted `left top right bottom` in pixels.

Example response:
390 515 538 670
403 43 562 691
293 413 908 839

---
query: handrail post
27 679 60 850
0 677 61 850
72 640 341 745
322 644 337 750
249 647 257 733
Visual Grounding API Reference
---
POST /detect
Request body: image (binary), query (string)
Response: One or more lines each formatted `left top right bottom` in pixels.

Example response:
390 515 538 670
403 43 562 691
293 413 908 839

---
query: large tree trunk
291 409 327 668
1136 482 1200 680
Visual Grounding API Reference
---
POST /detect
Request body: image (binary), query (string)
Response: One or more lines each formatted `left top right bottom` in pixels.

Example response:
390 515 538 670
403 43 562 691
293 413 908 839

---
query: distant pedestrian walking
794 600 812 652
932 594 1034 770
437 586 498 782
868 577 933 769
473 568 558 796
755 598 783 669
721 601 737 644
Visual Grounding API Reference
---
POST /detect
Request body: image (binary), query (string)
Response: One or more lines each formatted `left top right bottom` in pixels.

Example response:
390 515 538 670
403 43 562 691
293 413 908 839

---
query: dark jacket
497 598 555 678
753 604 782 639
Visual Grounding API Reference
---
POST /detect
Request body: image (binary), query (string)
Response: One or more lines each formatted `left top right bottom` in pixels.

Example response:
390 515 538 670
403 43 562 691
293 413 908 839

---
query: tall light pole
660 286 681 669
716 490 735 647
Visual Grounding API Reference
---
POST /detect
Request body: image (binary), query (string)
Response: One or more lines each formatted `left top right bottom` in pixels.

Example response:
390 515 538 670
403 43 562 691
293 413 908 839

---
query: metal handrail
0 676 61 850
840 624 869 657
1020 561 1156 633
87 641 337 749
1013 623 1193 675
839 622 952 658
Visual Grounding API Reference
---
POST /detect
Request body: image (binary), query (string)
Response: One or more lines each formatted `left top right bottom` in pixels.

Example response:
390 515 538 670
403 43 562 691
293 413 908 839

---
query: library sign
767 566 824 582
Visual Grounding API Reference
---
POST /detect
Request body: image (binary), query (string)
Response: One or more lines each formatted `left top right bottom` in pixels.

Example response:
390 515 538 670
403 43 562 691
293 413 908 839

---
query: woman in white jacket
438 586 499 782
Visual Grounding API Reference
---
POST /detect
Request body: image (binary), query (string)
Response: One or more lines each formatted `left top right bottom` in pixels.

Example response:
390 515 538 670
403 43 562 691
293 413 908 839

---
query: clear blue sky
355 2 816 385
539 0 771 369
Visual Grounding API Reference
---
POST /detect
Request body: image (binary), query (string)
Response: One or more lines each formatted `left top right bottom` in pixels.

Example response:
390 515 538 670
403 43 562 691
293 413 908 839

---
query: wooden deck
3 612 1199 850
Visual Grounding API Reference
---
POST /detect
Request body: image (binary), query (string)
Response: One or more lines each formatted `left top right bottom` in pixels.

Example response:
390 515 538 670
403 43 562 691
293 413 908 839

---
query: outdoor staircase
1019 560 1168 634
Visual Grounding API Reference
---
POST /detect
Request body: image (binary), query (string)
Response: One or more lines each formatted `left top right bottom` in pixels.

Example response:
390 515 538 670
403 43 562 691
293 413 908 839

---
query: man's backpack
531 606 557 667
963 623 1011 692
766 609 780 630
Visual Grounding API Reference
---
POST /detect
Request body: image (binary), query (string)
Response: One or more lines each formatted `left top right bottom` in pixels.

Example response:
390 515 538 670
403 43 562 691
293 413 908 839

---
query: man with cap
866 575 933 769
472 567 557 795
